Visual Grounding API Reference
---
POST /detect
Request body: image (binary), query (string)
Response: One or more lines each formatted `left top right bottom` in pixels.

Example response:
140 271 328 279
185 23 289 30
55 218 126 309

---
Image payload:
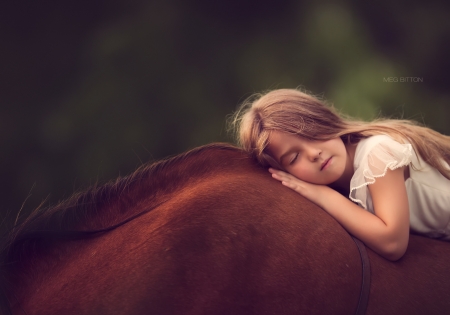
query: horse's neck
7 145 245 307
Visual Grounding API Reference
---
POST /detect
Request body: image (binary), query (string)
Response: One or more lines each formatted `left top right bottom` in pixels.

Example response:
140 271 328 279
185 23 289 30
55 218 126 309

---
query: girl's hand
268 168 329 206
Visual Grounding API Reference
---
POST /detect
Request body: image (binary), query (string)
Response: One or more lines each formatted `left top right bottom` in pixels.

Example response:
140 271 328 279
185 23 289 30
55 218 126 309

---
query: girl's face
267 131 351 186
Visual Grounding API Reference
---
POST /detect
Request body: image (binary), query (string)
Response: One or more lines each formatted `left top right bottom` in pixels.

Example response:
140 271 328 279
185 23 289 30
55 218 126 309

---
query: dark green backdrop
1 0 449 234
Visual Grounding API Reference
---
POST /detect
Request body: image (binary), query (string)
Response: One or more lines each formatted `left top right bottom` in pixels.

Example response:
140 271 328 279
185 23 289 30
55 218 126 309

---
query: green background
1 0 449 234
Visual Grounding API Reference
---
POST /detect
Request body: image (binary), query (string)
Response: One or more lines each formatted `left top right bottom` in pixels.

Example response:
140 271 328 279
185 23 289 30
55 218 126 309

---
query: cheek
290 165 314 181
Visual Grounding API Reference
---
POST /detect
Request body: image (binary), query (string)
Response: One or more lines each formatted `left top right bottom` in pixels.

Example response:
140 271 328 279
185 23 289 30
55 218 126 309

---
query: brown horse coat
1 143 449 315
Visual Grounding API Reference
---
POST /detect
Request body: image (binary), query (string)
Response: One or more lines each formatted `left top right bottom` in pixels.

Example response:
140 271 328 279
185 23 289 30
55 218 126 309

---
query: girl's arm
270 167 410 261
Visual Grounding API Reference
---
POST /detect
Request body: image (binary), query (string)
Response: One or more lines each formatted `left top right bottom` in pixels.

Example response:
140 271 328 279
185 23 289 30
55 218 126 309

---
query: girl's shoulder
354 135 412 168
350 134 413 209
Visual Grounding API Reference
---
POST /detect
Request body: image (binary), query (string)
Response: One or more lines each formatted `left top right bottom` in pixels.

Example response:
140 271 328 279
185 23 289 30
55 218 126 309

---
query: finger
269 169 290 179
276 172 294 182
268 168 284 175
285 180 304 194
282 180 299 192
269 169 284 179
271 173 284 182
272 172 289 181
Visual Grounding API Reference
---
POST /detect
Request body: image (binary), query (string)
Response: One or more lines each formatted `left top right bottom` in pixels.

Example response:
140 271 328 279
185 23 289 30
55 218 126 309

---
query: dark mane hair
0 142 241 315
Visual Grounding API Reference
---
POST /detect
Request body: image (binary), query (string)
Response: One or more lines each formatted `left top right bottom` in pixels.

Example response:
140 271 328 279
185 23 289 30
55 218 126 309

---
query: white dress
349 135 450 240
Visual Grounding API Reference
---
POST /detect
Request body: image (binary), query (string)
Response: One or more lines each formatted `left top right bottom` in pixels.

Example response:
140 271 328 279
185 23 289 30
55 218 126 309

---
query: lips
321 157 332 170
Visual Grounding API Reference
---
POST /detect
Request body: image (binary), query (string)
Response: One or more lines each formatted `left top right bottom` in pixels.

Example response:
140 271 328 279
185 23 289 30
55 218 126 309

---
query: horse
1 143 449 315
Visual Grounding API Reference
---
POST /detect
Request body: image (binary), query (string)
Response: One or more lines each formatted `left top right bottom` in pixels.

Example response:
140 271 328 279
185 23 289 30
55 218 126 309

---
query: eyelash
290 153 298 165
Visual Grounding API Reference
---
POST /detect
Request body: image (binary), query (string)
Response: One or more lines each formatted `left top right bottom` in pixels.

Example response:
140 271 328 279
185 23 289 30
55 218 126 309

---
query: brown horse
1 143 449 315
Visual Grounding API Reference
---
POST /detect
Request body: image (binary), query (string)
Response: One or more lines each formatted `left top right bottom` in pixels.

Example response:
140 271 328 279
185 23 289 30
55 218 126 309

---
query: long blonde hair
229 88 450 180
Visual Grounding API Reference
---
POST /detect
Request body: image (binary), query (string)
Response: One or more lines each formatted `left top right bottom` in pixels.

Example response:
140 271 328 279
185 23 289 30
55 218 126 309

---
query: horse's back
7 143 450 315
11 144 362 315
367 234 450 315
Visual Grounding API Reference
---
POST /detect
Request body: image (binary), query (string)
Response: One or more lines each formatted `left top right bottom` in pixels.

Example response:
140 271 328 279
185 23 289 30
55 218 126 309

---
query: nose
306 146 321 162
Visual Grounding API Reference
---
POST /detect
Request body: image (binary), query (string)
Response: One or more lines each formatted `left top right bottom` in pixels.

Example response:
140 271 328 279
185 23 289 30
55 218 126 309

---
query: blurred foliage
1 0 450 234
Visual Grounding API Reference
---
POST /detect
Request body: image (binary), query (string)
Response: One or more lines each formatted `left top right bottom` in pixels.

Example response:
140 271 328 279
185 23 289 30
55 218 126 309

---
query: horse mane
0 142 243 315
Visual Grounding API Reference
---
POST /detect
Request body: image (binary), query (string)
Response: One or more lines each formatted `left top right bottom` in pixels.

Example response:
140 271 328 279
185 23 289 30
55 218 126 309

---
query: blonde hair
229 88 450 180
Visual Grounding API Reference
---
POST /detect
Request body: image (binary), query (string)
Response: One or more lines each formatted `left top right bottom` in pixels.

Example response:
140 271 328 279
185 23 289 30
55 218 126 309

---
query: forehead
268 130 298 145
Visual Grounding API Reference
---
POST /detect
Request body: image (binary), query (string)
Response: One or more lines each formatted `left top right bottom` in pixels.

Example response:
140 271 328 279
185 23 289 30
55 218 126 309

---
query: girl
230 88 450 261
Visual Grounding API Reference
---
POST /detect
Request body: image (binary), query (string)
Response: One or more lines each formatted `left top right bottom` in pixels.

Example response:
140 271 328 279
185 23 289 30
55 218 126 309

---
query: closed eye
289 153 298 165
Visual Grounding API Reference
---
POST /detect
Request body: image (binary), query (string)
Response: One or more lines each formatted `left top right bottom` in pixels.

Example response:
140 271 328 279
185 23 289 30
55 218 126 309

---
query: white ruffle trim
349 135 413 209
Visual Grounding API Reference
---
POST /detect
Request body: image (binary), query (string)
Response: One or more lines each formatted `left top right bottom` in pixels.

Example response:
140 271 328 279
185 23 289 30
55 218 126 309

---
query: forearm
316 188 408 260
269 168 409 260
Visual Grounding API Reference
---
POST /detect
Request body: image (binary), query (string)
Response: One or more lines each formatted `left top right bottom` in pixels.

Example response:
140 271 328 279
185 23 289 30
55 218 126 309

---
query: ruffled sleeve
349 135 413 212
